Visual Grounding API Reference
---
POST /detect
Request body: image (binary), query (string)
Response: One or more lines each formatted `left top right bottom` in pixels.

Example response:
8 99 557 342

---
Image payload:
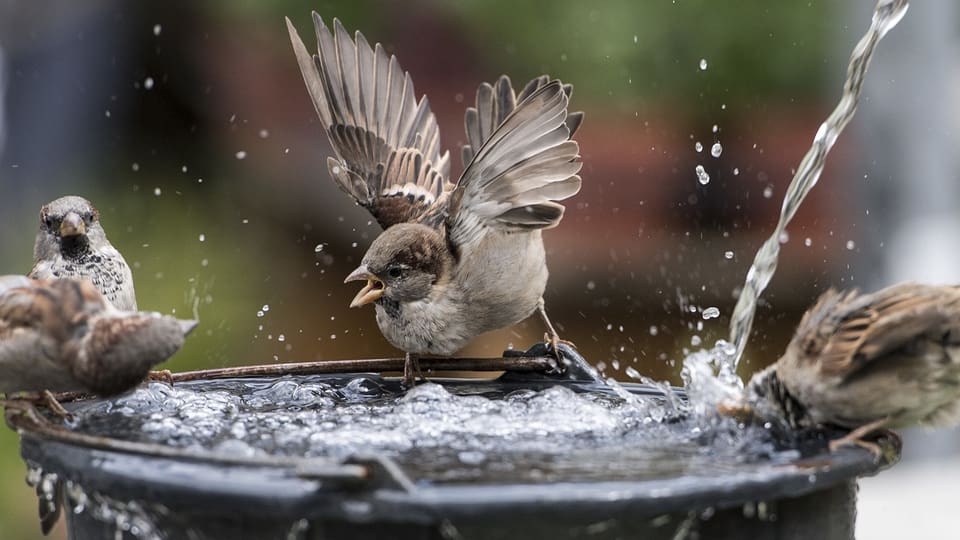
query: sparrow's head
344 223 453 308
35 196 110 259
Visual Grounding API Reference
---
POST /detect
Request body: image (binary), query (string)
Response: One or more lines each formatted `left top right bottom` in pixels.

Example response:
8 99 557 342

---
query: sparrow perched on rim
287 15 583 384
30 195 137 311
729 282 960 454
0 275 196 399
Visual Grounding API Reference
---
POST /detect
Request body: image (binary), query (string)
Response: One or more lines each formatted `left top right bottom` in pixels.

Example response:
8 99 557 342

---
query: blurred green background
0 1 903 537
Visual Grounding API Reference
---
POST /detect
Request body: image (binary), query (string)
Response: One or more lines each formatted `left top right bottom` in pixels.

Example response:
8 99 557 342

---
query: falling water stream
725 0 910 367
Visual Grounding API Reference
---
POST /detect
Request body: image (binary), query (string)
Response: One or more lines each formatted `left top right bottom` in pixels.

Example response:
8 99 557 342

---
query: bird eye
387 267 402 279
43 216 54 228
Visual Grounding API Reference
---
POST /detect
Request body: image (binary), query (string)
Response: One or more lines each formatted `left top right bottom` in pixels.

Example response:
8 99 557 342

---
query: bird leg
41 390 73 421
402 352 423 388
148 369 175 385
828 417 891 457
538 298 576 357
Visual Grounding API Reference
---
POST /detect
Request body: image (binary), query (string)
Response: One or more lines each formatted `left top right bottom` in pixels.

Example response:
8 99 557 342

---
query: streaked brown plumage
287 15 583 383
740 283 960 451
30 196 137 311
0 275 196 396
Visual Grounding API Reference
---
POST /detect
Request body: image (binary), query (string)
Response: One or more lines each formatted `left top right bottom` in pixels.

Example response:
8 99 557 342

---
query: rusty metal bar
169 355 556 383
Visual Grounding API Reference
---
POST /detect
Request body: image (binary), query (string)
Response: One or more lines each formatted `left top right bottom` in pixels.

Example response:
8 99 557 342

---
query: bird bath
7 345 897 540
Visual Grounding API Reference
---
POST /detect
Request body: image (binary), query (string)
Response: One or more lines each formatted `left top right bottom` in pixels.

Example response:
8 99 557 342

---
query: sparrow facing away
30 195 137 311
0 275 196 397
734 283 960 453
287 16 583 384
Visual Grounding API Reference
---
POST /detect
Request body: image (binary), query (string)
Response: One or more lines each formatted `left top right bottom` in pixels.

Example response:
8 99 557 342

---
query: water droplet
153 187 161 196
762 185 773 199
633 35 638 44
153 24 162 36
132 162 140 172
710 143 722 158
277 334 285 342
625 366 641 379
702 307 720 319
724 251 734 259
699 58 708 70
144 77 154 90
235 150 247 160
198 234 205 242
314 244 325 253
846 240 856 250
804 238 812 247
262 304 270 312
648 325 659 336
695 165 710 185
256 310 264 318
712 124 719 133
733 167 740 176
258 129 270 139
586 280 596 291
691 335 702 346
779 231 790 244
694 141 703 152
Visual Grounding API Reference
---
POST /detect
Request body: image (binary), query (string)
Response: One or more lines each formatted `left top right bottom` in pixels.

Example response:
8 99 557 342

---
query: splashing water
726 0 910 367
63 378 797 486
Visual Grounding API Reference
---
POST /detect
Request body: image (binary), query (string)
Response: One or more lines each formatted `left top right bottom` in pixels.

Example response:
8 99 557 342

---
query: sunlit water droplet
710 143 722 158
198 234 205 242
235 150 247 160
846 240 856 250
762 185 773 199
804 237 812 247
699 58 708 70
695 165 710 185
723 251 734 260
694 141 703 153
153 187 161 197
702 307 720 320
153 24 162 36
314 244 325 253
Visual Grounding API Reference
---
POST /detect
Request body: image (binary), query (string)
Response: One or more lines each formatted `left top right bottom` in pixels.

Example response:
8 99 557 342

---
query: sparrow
30 195 137 311
287 15 583 385
729 282 960 454
0 275 196 398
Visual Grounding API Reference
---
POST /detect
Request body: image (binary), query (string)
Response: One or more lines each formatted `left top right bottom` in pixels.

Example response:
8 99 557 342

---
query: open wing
446 76 582 248
287 15 450 229
793 283 960 380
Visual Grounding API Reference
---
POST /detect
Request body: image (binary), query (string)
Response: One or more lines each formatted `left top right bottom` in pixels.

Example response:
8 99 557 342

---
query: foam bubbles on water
62 374 791 484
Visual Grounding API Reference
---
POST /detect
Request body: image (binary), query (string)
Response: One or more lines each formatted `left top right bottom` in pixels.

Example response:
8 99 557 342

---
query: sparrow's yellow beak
344 265 384 308
59 212 86 237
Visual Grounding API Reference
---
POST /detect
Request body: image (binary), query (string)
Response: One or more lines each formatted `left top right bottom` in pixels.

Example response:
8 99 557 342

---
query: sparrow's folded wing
0 277 103 335
795 283 960 380
445 78 582 248
287 15 449 229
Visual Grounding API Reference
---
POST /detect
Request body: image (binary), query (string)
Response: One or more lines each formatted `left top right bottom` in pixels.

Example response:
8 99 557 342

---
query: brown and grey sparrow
30 195 137 311
0 275 196 397
287 15 583 384
731 283 960 454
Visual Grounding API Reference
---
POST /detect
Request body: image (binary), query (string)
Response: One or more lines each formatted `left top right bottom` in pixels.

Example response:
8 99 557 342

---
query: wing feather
287 15 450 229
447 79 582 247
